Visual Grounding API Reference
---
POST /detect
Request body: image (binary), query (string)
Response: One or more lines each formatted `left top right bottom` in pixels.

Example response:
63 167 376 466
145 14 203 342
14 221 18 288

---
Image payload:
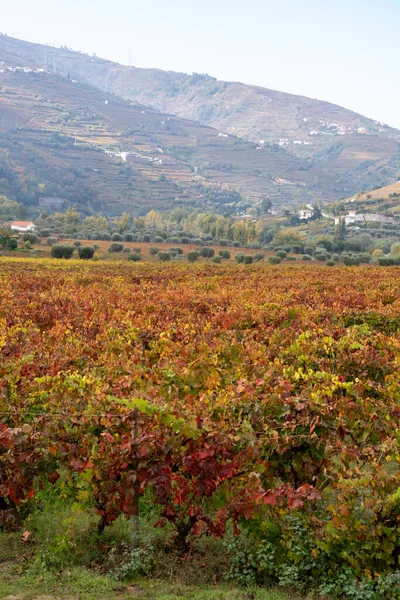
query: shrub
100 232 111 240
378 256 396 266
3 237 18 250
128 252 141 261
47 237 58 246
235 252 246 264
112 233 123 241
108 243 124 253
78 246 95 260
51 244 74 259
232 241 240 247
149 247 160 256
343 255 360 266
199 247 215 258
123 233 134 242
169 247 184 255
291 245 303 254
158 251 171 262
243 255 253 265
359 253 371 264
219 250 231 260
153 236 164 243
123 247 131 253
317 239 332 251
132 248 142 254
212 256 222 264
187 251 200 263
143 234 151 242
72 241 81 248
268 256 281 264
22 232 39 244
302 255 313 261
304 245 314 256
326 260 335 266
253 253 265 262
276 250 287 259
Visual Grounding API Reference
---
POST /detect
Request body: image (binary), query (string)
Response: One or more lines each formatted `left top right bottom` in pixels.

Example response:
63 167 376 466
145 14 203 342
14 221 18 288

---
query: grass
0 566 301 600
0 500 305 600
0 544 300 600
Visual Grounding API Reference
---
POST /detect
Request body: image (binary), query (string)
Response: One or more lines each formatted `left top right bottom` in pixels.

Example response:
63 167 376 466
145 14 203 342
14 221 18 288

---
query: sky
1 0 400 128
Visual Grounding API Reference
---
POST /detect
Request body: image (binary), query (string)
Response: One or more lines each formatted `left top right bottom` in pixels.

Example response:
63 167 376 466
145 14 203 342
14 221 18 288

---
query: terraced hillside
0 68 317 214
2 34 399 201
2 34 400 215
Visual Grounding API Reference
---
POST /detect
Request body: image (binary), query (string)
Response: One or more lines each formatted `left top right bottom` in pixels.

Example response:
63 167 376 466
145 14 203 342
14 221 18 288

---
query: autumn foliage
1 258 400 583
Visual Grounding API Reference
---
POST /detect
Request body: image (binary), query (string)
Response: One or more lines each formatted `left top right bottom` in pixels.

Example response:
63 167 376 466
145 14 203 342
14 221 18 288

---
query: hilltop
332 180 400 217
1 34 400 216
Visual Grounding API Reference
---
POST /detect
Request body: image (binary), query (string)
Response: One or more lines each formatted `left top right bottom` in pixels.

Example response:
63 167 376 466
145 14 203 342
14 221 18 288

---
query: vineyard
2 258 400 598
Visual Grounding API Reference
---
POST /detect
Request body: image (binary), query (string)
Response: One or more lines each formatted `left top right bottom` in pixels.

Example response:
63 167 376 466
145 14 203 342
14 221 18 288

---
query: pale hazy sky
2 0 400 128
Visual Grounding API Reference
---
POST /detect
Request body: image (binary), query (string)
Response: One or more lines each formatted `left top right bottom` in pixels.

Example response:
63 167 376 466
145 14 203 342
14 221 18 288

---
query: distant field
32 239 261 260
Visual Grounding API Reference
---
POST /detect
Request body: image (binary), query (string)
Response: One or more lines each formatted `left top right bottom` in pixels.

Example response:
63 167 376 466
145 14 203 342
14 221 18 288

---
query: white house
10 221 36 233
298 209 314 220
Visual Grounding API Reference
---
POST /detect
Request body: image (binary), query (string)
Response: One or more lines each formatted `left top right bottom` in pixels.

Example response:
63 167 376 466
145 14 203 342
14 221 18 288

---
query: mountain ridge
1 33 400 214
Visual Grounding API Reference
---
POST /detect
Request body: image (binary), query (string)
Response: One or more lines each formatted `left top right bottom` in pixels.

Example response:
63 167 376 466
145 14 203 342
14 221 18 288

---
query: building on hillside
39 197 65 209
334 211 395 226
298 208 314 220
10 221 36 233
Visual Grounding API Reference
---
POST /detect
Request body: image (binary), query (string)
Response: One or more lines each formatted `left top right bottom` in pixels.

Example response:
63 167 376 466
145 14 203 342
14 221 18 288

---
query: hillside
0 64 321 215
2 34 400 215
2 34 400 201
335 180 400 216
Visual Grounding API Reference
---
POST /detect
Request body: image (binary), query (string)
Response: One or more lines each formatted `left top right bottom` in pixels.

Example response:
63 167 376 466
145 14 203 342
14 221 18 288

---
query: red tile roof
11 221 35 226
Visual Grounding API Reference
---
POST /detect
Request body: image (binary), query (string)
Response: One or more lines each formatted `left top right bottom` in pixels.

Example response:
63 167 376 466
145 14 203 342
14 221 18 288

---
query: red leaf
288 498 304 509
263 493 277 506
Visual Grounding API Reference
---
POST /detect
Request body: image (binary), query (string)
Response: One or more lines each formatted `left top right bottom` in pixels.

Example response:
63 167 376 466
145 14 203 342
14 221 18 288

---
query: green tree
187 251 199 263
7 237 18 250
78 246 95 260
335 218 346 241
0 228 12 248
261 198 272 214
51 245 75 259
114 212 131 234
199 247 215 258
